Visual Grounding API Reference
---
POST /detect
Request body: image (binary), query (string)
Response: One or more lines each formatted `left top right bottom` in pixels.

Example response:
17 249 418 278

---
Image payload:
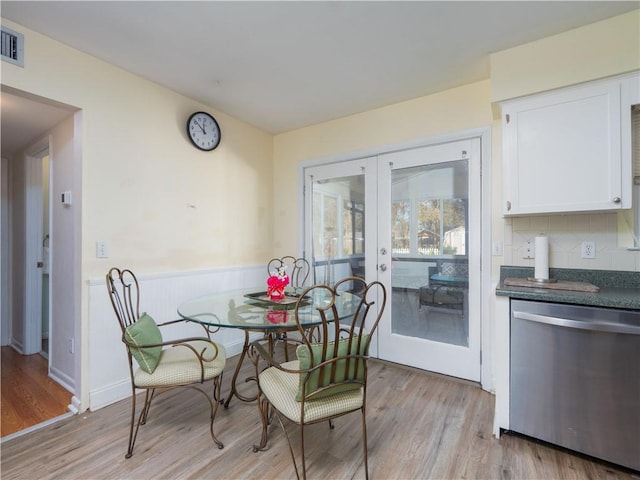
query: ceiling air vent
1 25 24 67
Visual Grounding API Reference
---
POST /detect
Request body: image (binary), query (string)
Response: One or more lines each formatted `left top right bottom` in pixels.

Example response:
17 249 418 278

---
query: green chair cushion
295 334 368 401
124 312 162 374
134 340 226 387
259 360 363 424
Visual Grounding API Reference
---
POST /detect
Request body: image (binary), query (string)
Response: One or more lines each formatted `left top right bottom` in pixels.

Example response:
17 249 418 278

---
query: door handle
379 264 387 272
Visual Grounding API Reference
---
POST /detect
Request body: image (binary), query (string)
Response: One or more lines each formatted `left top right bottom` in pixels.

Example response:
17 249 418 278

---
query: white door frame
378 138 481 381
302 157 380 356
1 157 10 346
298 128 493 391
23 136 50 355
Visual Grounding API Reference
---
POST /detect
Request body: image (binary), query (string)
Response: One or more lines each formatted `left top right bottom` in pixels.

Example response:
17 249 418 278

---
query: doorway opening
0 88 80 438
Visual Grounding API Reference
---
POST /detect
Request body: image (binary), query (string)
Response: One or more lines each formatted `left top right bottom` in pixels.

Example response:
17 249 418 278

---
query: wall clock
186 111 221 151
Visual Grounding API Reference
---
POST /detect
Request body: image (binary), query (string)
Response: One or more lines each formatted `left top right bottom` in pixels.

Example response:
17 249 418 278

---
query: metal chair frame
105 267 225 458
266 256 312 360
251 276 387 480
267 256 311 292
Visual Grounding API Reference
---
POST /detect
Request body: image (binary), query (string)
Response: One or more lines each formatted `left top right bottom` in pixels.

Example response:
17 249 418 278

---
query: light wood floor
1 351 634 480
1 346 71 437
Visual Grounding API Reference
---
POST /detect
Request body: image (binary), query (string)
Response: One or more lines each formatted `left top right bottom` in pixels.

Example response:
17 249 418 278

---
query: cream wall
2 20 275 409
490 10 640 103
2 19 275 277
273 80 494 253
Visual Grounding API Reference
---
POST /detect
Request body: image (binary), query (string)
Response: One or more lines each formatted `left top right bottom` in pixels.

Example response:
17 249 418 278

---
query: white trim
23 137 49 355
68 395 82 414
1 156 10 346
87 263 265 286
492 294 511 437
72 110 84 413
299 127 492 170
479 128 493 393
298 127 493 391
0 413 74 443
49 364 75 394
89 378 131 411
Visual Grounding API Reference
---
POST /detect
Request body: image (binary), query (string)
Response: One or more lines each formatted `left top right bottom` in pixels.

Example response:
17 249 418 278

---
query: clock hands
194 119 207 135
188 112 220 150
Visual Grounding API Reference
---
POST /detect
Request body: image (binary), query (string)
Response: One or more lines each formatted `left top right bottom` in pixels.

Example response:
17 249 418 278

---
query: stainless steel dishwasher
510 299 640 471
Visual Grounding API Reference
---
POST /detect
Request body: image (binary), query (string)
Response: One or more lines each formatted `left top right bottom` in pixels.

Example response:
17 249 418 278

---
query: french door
304 138 481 381
303 156 377 289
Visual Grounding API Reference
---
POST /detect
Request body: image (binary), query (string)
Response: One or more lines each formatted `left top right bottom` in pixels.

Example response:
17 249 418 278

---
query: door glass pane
311 175 365 285
391 160 469 347
391 200 410 253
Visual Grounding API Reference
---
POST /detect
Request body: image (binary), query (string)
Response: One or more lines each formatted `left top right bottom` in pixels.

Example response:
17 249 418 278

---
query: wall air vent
1 25 24 67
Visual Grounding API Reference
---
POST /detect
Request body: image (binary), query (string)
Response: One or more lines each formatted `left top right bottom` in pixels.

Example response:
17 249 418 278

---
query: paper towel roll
534 236 549 280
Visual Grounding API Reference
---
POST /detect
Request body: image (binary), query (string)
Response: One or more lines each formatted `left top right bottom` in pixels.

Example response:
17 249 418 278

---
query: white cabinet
502 73 638 216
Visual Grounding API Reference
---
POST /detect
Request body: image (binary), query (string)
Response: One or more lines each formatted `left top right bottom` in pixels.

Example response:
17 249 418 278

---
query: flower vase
267 268 289 300
267 286 285 300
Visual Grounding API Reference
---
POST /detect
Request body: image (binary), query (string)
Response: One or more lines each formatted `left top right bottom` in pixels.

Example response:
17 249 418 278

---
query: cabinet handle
612 196 621 204
506 201 511 211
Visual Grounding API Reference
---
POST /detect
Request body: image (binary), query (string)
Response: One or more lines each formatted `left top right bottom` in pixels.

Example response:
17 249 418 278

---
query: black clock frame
186 111 221 151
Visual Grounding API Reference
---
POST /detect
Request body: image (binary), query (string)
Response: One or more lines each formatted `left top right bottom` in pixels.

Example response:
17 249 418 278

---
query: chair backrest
106 267 141 334
267 256 311 290
293 276 386 401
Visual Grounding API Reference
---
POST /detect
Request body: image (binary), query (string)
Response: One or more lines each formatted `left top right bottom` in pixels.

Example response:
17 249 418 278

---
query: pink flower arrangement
266 266 289 300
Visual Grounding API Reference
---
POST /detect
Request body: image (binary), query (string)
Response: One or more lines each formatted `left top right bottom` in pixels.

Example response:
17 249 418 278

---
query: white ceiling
1 1 638 155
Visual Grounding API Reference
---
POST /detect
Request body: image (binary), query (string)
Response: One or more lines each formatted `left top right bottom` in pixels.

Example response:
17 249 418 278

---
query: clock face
187 112 221 151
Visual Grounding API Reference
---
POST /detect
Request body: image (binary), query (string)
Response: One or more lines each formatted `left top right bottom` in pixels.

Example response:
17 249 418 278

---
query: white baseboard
50 364 74 393
89 379 131 411
68 395 82 414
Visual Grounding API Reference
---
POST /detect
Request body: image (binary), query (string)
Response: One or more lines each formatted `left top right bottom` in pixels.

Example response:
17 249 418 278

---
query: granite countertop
496 266 640 310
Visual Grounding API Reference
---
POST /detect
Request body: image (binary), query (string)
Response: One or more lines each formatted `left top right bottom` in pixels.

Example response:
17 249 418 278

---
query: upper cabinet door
502 73 637 216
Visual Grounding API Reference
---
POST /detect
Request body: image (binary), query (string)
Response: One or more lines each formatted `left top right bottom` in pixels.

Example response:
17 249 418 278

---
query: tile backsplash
504 212 639 272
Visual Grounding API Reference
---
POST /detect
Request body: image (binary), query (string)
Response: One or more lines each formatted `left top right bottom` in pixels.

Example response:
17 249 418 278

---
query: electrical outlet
96 241 108 258
581 241 596 259
523 241 535 259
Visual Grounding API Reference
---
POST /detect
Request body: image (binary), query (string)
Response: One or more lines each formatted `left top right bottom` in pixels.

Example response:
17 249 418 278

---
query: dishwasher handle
513 310 640 335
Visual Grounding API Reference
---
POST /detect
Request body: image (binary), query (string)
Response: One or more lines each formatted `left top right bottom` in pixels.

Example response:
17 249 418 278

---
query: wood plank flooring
1 352 634 480
1 346 71 437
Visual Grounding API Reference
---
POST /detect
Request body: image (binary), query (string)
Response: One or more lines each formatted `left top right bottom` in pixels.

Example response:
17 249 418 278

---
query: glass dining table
177 287 360 408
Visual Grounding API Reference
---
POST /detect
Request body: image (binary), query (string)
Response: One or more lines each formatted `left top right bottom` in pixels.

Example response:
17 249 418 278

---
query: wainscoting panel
88 265 264 411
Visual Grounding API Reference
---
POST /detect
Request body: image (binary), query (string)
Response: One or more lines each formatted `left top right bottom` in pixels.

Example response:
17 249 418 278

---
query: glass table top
177 287 360 331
